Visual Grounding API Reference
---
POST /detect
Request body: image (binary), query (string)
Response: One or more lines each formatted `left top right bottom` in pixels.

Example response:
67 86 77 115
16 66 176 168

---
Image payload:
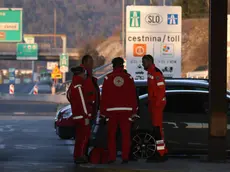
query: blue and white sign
167 14 179 25
8 68 15 83
126 6 182 79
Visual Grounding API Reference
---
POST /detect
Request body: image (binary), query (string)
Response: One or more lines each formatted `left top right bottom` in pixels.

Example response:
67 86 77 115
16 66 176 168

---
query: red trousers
74 123 91 159
151 102 166 138
107 112 132 161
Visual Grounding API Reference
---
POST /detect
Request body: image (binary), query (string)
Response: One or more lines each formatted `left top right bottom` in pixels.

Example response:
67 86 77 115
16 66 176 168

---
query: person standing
142 54 168 161
80 55 100 122
68 66 91 164
100 57 139 164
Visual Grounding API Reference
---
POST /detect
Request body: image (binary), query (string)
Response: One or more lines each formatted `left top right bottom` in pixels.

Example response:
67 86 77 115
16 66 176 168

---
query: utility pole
54 8 57 48
122 0 125 58
0 0 4 7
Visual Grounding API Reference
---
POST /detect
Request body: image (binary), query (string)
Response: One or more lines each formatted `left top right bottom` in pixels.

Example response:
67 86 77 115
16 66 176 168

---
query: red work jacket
147 65 166 107
100 67 138 116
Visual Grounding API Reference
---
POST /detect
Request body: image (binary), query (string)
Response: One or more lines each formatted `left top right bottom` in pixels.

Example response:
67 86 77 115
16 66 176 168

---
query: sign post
126 6 182 80
16 43 38 60
0 8 23 42
59 53 69 83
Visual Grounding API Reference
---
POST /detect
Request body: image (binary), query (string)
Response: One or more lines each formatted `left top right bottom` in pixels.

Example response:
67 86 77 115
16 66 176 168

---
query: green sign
130 11 140 27
0 8 23 42
16 43 38 60
59 53 69 72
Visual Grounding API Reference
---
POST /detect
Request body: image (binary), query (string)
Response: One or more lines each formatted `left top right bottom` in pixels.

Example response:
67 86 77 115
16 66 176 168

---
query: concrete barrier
0 94 69 104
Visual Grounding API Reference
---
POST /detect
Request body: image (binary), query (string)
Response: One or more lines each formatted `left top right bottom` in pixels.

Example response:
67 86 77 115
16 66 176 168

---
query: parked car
55 79 210 139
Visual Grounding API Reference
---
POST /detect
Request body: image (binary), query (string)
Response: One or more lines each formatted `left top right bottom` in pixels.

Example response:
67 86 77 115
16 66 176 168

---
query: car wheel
130 130 157 160
56 127 73 140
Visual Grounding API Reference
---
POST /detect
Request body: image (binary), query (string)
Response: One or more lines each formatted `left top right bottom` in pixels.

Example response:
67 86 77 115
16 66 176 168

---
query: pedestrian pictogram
9 84 14 94
51 65 62 79
33 85 38 95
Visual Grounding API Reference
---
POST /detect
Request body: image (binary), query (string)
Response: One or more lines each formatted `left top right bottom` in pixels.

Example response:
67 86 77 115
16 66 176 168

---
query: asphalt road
0 100 57 115
0 101 229 172
0 83 35 94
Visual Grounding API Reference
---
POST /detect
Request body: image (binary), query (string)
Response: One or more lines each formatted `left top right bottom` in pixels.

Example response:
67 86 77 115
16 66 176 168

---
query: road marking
15 144 38 150
14 112 26 115
0 125 14 132
65 140 74 155
0 144 5 149
21 129 38 133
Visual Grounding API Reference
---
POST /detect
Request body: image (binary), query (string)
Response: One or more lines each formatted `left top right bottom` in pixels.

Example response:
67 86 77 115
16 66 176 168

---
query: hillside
3 0 172 48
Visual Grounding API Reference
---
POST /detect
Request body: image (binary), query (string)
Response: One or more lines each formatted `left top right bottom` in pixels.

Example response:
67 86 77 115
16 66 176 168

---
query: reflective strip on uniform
73 116 83 120
157 146 165 150
157 82 164 86
105 76 108 80
106 107 133 111
77 86 88 115
148 74 154 79
162 97 166 101
156 140 164 144
74 84 82 88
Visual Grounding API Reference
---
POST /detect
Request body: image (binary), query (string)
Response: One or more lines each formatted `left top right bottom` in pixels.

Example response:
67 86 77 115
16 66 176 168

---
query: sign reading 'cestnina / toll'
126 6 182 80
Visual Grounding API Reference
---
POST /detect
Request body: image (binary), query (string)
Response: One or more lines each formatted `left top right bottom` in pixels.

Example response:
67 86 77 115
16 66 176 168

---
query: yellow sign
51 66 62 79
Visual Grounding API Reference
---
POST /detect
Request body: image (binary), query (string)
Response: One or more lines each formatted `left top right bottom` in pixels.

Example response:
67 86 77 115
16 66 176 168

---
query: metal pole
163 0 165 6
32 61 34 82
61 36 67 83
208 0 227 162
122 0 125 58
133 0 136 5
54 8 57 48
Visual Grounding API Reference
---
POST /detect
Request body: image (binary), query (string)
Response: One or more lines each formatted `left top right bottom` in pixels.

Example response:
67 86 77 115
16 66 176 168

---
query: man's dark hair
112 57 124 68
142 54 154 63
81 54 92 64
70 66 86 75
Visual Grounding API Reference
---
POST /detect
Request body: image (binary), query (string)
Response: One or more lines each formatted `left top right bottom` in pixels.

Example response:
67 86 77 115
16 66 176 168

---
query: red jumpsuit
100 67 138 161
80 64 100 119
147 64 167 156
68 75 91 160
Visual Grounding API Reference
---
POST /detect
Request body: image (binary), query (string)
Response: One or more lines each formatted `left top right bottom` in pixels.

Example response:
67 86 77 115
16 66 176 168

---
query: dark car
55 79 210 139
135 90 230 159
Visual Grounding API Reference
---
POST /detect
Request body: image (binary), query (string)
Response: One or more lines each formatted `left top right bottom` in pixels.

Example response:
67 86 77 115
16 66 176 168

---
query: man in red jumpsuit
100 57 138 164
80 55 100 121
68 66 91 164
142 54 168 161
80 55 100 155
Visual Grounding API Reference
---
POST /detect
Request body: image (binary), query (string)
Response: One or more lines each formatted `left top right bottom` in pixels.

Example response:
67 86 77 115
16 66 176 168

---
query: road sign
51 66 62 79
16 43 38 60
0 8 23 42
47 62 59 70
24 36 34 44
126 6 182 79
59 53 69 72
8 68 15 83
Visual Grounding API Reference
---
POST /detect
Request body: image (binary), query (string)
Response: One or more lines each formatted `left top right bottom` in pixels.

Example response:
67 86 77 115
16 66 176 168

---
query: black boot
74 156 88 164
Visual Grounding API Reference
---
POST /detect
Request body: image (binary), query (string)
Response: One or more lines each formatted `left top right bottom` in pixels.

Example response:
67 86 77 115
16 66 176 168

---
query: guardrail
0 94 69 104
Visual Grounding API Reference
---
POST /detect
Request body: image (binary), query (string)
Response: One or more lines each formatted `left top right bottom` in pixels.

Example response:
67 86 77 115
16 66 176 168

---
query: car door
163 91 208 151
